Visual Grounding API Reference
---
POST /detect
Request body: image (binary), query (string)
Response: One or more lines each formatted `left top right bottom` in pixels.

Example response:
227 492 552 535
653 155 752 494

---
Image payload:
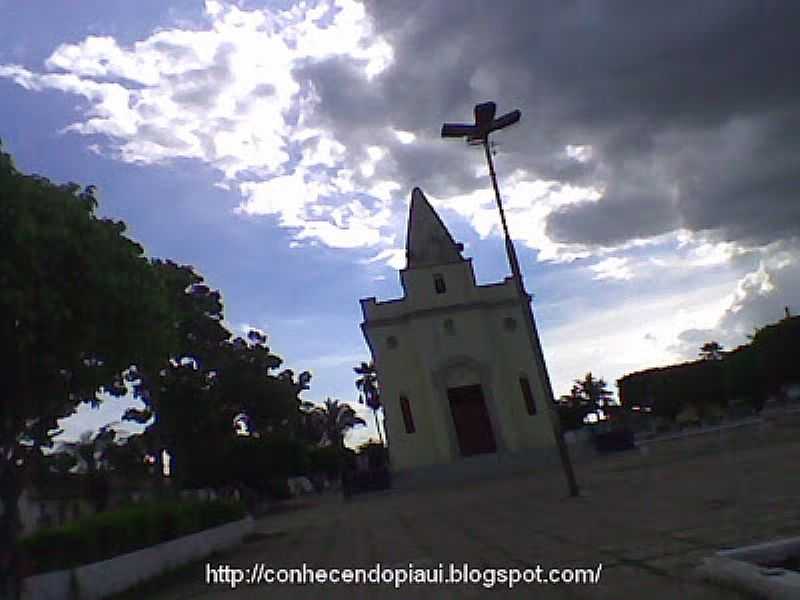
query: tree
0 142 172 596
558 388 584 409
211 331 311 439
750 315 800 400
102 433 151 479
224 434 310 494
122 261 233 485
572 372 615 416
125 318 314 487
55 426 119 513
354 361 383 445
298 400 326 446
310 399 365 485
699 341 725 361
144 360 226 486
298 399 365 482
314 399 366 451
556 386 592 431
55 425 117 475
722 344 767 413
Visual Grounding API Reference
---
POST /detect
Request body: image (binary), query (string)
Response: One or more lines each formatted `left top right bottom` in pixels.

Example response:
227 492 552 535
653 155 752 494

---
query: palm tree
354 361 383 445
311 398 365 486
315 398 366 451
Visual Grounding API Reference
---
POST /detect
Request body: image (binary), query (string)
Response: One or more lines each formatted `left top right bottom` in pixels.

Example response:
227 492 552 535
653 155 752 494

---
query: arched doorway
447 384 497 456
433 356 502 459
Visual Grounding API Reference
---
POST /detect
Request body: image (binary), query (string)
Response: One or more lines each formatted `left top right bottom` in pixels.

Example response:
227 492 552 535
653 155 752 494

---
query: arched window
400 395 415 433
434 274 446 294
519 377 537 415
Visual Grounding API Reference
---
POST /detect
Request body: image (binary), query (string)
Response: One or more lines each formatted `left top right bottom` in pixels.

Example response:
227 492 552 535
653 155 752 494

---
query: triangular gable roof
405 187 464 269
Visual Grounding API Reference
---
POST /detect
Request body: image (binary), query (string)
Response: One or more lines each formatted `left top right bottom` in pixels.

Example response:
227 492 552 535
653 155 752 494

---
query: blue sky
2 1 798 445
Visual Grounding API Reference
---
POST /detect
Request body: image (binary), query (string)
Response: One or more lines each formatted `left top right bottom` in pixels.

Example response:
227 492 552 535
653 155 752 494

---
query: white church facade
360 187 559 475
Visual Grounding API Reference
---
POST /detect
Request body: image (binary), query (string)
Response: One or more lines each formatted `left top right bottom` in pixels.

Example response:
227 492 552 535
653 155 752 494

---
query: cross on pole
442 102 580 497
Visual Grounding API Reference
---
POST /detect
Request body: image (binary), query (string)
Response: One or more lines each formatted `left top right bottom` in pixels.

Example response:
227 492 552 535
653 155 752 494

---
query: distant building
18 475 95 536
359 188 558 476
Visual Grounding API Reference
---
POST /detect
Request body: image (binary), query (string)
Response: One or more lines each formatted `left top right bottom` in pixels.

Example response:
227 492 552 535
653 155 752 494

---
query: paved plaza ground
127 413 800 599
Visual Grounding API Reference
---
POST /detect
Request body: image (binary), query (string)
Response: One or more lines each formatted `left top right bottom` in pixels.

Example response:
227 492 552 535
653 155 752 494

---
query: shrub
20 499 246 574
263 478 293 500
225 435 310 492
308 445 340 476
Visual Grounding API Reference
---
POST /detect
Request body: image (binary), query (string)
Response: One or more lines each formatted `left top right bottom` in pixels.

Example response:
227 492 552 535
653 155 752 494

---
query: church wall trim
361 296 529 330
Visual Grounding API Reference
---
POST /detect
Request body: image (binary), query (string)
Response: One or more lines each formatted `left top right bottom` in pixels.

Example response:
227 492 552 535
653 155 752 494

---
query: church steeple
405 187 464 269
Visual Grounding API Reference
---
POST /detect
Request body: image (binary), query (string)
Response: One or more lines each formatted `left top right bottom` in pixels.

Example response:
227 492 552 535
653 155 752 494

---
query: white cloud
393 129 416 144
545 278 735 397
301 136 346 168
364 248 406 270
300 351 366 370
236 170 390 248
0 0 396 253
368 179 402 201
654 237 800 360
687 240 740 267
565 144 593 163
730 261 775 305
539 232 781 394
589 257 634 281
432 170 602 262
359 145 387 178
57 395 147 443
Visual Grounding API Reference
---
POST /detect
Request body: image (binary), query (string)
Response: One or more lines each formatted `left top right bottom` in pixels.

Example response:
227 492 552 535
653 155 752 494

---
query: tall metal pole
482 139 580 498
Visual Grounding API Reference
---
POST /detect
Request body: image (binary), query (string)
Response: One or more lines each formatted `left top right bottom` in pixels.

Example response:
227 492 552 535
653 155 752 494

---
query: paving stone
573 564 751 599
132 429 800 599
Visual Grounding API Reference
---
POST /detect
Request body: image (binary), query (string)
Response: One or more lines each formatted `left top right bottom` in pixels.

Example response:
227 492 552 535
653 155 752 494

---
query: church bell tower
360 188 558 476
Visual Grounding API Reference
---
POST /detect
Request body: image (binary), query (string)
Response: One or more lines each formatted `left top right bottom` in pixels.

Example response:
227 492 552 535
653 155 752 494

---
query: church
360 187 559 479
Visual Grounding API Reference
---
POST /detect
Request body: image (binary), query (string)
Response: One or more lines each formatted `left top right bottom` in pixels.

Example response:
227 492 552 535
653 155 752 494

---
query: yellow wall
362 259 558 472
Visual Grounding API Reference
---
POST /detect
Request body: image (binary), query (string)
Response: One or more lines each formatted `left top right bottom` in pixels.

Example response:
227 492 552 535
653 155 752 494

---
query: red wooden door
447 384 497 456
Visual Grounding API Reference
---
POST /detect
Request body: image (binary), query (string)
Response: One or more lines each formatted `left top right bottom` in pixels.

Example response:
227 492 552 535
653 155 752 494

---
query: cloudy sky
2 0 798 443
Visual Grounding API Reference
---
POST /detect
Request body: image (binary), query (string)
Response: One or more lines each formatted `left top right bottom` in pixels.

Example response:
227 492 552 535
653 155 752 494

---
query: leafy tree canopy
699 341 725 360
0 141 174 587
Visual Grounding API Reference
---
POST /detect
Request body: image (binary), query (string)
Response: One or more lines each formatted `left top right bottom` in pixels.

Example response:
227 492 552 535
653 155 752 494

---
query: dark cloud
547 184 678 246
299 0 800 249
335 0 800 350
292 54 486 198
293 56 386 129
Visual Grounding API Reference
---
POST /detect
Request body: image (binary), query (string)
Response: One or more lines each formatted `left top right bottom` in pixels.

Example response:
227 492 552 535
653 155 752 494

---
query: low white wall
699 536 800 600
21 515 254 600
18 569 72 600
